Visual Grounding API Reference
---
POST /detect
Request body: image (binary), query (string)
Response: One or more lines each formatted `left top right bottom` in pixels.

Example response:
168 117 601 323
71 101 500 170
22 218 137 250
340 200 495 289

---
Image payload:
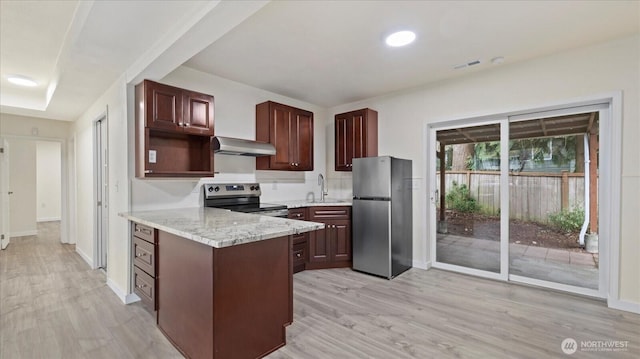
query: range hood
213 136 276 156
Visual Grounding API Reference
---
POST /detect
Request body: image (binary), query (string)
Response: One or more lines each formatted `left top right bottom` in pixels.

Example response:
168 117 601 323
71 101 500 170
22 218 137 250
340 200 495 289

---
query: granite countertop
279 199 353 208
119 207 324 248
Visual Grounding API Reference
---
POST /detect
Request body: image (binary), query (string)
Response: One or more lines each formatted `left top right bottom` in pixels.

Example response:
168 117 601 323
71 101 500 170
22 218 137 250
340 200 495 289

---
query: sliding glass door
430 104 607 297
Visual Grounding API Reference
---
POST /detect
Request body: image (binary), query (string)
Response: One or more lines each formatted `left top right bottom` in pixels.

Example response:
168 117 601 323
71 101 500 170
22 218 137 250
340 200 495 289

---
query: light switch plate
149 150 157 164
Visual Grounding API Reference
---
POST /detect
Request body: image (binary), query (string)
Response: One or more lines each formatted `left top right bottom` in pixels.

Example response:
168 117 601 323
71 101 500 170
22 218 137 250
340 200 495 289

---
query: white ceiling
185 0 640 107
1 1 638 121
0 0 206 121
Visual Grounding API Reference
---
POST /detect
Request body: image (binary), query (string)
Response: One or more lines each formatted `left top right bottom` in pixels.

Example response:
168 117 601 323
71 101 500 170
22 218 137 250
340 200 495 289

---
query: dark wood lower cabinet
306 206 352 270
157 230 292 359
131 223 157 311
288 208 308 273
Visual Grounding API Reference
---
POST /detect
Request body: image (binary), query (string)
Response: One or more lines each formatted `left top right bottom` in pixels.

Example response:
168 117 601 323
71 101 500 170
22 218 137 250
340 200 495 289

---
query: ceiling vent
454 60 481 70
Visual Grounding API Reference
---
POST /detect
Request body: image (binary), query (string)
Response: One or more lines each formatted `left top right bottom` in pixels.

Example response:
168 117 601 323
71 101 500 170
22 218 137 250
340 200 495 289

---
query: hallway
0 222 180 358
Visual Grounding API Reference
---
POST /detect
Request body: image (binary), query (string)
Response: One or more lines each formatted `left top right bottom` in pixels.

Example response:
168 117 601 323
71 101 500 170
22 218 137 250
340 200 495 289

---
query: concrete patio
436 234 599 289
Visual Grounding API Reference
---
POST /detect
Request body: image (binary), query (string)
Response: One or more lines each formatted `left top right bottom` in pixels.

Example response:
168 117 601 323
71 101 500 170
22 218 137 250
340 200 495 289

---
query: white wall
73 74 130 301
7 138 37 237
129 66 329 210
36 141 62 222
326 35 640 306
0 113 71 139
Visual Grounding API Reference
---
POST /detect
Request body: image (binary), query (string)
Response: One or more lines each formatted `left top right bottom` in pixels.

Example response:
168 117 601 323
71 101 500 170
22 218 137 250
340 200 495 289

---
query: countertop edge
119 210 324 248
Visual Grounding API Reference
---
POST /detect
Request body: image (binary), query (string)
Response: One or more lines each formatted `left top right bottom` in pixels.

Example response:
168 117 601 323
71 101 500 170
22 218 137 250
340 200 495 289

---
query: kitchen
1 1 639 358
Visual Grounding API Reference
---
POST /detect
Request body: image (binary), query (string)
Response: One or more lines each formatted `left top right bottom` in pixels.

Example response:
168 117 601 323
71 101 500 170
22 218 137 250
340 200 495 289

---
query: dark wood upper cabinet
135 80 215 178
256 101 314 171
146 81 183 131
182 89 214 136
335 108 378 171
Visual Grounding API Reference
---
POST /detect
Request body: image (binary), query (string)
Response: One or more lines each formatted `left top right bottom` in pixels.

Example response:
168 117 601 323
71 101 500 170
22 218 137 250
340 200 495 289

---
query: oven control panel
203 183 261 199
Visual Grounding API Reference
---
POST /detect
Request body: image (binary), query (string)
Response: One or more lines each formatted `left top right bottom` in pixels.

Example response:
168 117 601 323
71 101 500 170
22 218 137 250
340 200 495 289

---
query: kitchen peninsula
120 207 323 359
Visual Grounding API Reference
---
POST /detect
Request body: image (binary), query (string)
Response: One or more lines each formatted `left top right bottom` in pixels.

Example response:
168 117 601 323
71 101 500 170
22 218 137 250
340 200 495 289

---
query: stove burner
203 183 287 217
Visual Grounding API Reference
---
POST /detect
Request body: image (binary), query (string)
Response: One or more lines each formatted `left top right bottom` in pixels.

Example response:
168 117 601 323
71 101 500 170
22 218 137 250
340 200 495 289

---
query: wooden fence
437 171 588 223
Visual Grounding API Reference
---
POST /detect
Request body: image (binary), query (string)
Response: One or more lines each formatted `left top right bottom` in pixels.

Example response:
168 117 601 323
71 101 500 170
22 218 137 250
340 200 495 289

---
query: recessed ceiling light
7 75 38 87
385 31 416 47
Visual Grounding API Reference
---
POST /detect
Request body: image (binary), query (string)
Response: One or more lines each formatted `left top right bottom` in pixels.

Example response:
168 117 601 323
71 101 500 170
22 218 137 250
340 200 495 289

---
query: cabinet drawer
133 223 156 243
292 242 307 273
133 236 156 276
134 266 156 310
288 208 307 220
292 233 307 246
309 206 351 220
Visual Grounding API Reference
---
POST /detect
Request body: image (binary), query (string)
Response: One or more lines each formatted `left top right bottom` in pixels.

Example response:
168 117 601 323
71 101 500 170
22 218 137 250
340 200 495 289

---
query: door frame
426 92 622 307
0 138 10 249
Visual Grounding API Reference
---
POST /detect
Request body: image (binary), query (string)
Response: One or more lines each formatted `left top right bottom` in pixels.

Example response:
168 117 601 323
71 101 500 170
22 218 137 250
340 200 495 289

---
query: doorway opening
429 99 614 299
1 137 66 250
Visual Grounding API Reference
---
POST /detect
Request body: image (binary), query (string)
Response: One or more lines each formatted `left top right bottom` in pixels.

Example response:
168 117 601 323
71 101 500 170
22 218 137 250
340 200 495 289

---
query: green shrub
445 181 480 213
549 207 584 232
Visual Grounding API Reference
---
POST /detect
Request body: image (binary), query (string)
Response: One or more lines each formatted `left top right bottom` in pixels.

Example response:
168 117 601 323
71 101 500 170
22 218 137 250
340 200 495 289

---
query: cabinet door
334 109 378 171
331 219 351 262
351 112 365 161
308 227 329 263
183 91 214 136
270 103 295 170
293 110 314 171
335 115 351 171
146 81 182 131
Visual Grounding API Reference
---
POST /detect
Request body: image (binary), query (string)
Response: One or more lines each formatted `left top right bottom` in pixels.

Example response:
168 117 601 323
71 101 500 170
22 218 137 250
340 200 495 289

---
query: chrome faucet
318 174 328 202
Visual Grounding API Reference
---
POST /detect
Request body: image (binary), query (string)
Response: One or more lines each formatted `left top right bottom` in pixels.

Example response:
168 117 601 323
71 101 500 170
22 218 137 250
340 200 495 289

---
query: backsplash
130 170 326 211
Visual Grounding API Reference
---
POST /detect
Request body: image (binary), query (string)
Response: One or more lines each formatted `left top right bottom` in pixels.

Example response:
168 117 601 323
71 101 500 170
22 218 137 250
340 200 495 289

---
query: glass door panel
435 124 501 273
508 114 599 290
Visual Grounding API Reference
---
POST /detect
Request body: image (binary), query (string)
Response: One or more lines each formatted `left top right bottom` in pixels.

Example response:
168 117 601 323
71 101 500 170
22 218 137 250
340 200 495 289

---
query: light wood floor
1 223 638 358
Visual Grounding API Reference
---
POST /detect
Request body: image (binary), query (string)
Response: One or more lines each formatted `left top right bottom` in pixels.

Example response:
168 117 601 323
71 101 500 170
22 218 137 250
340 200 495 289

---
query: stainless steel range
203 183 288 218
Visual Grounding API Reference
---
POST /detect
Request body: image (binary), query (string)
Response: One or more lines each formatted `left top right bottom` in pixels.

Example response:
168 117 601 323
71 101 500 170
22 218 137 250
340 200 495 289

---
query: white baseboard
37 217 61 222
126 292 141 305
107 277 141 305
10 230 38 237
75 247 93 268
413 259 431 270
608 298 640 314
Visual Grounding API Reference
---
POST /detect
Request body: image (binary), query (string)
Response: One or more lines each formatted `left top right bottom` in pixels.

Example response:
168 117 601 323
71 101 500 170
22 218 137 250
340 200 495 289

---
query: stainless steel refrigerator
352 156 412 279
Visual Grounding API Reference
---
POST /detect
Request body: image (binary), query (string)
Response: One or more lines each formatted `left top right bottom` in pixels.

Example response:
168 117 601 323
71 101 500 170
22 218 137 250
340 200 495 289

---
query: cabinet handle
136 253 147 257
296 253 302 258
296 213 301 217
136 284 147 289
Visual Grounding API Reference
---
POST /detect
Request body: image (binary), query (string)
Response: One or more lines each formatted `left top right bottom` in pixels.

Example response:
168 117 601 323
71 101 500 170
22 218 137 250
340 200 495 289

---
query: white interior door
95 117 108 270
1 139 10 249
